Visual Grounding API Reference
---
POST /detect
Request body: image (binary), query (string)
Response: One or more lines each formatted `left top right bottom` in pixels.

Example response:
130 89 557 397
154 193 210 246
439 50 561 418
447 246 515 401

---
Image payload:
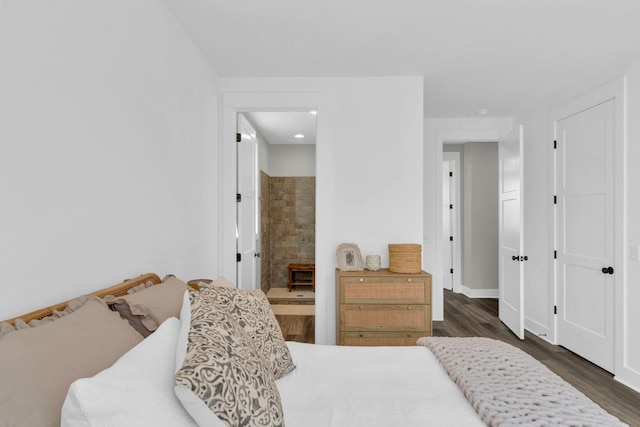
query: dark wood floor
435 289 640 426
275 290 640 426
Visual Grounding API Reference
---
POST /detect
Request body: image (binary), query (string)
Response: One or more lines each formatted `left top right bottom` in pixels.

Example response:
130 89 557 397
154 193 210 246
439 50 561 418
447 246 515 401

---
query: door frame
432 125 512 321
221 91 326 336
442 151 462 293
549 78 626 374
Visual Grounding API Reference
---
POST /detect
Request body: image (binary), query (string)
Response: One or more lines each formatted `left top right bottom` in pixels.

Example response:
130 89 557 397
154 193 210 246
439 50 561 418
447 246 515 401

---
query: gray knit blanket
417 337 628 427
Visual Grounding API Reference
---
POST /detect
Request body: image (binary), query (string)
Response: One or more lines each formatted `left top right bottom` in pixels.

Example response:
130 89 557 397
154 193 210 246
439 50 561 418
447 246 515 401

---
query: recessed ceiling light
310 110 317 115
477 108 489 116
294 134 305 139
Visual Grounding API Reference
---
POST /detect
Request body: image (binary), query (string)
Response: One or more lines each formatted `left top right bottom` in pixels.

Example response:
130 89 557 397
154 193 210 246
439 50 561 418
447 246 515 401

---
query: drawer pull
359 278 364 282
359 333 364 337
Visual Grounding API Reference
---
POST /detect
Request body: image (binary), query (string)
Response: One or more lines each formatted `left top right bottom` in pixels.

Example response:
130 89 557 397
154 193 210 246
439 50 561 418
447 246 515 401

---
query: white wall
268 144 316 177
220 77 424 344
424 118 512 320
462 142 499 295
0 0 220 319
257 132 271 176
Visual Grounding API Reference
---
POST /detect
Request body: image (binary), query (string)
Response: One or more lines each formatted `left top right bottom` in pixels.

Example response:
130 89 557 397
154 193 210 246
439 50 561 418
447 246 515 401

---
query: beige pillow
0 297 143 427
109 300 152 337
0 295 96 338
174 288 284 427
211 275 236 288
199 285 296 379
106 275 187 332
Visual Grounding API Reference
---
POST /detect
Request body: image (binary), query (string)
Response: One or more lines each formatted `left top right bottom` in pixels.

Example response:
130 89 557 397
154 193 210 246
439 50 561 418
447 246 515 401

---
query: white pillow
61 318 197 427
175 290 191 372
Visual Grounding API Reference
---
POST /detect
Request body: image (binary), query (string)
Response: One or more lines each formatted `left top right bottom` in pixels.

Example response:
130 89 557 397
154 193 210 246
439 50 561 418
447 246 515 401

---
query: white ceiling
165 0 640 120
244 111 317 145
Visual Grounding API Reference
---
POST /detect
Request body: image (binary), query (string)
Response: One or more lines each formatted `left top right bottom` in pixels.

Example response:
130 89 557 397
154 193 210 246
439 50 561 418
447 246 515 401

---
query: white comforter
62 318 483 426
279 342 484 426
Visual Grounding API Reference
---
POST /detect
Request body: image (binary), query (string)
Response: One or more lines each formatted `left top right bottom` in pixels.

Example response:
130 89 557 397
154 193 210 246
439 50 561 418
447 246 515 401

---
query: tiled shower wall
260 173 316 289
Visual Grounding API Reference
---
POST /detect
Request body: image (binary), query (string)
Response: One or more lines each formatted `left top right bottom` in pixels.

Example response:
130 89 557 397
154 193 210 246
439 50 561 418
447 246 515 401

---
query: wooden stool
288 263 315 292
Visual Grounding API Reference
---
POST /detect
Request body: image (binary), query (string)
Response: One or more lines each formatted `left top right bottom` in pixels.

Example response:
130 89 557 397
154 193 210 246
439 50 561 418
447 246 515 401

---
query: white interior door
442 160 453 291
237 114 258 291
555 99 615 372
499 125 524 340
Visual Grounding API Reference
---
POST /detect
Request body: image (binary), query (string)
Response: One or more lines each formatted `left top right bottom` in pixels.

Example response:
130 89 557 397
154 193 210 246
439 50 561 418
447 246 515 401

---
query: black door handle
512 255 520 261
601 266 614 274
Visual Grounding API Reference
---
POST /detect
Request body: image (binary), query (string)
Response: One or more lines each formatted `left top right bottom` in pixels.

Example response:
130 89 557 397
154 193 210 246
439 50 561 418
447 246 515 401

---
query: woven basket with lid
388 244 422 273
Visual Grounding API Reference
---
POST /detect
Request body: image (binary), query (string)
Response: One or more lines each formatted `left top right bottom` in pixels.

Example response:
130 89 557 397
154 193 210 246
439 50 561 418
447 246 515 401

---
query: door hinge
553 195 557 204
553 139 557 149
554 305 557 315
236 133 242 143
449 171 453 177
236 193 241 202
554 250 557 259
450 268 454 274
236 253 241 262
449 236 453 241
449 204 453 210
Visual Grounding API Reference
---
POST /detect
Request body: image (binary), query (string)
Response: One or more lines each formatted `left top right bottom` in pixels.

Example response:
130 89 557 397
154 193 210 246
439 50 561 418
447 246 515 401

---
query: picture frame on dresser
336 243 364 271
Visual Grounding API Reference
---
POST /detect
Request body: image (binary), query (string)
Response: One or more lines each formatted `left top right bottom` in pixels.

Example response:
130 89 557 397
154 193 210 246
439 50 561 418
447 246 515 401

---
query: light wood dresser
336 268 432 346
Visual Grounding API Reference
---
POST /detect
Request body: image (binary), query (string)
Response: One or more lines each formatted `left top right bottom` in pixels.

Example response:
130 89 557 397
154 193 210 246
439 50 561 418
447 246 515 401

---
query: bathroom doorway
240 111 317 313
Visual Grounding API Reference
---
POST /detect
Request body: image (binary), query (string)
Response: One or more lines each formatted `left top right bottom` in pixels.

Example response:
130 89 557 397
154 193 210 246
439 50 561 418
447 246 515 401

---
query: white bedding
61 318 198 427
279 342 484 427
62 319 483 427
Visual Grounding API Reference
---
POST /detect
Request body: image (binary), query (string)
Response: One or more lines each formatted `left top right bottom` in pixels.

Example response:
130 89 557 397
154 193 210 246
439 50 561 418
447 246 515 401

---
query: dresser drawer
339 277 431 304
340 331 425 346
339 304 431 332
336 269 432 346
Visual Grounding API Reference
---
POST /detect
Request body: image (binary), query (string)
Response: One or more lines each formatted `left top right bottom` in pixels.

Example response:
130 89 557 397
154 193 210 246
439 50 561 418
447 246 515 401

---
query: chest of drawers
336 268 432 346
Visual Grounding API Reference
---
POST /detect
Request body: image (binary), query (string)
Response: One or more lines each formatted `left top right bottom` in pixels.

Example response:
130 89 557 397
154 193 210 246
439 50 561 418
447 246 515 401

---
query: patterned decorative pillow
174 288 284 427
199 284 296 379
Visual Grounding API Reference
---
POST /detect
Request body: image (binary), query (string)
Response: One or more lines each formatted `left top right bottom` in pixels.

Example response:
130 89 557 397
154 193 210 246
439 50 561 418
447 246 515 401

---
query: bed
0 273 628 427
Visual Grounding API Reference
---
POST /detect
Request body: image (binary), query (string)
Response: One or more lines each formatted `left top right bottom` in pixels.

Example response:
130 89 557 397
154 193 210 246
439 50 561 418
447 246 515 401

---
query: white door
442 160 453 291
499 125 524 340
555 99 615 372
237 114 259 291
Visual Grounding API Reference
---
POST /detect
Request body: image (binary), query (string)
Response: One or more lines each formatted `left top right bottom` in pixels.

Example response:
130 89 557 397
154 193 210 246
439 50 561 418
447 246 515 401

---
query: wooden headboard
2 273 162 326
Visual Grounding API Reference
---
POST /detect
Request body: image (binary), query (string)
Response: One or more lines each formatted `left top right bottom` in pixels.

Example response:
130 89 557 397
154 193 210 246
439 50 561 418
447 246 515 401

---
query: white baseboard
460 285 498 299
614 367 640 394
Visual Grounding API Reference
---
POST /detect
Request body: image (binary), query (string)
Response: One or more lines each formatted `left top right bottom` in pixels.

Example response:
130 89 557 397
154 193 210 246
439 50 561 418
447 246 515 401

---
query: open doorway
442 142 499 299
238 111 317 342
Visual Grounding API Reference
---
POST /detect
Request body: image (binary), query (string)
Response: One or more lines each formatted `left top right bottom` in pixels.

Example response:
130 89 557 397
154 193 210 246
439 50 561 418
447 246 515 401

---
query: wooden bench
288 263 315 292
